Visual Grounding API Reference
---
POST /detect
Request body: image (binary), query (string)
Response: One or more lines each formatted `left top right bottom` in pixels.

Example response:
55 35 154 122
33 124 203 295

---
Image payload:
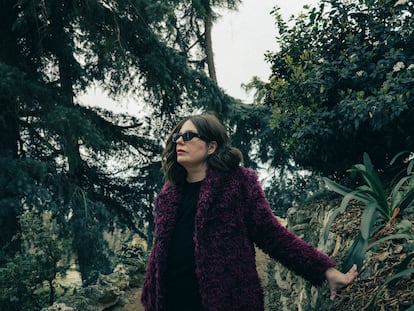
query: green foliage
19 210 71 281
266 0 414 176
241 76 268 105
1 0 242 285
0 252 41 311
1 2 257 309
323 152 414 271
264 168 322 216
367 233 414 251
0 211 71 310
0 156 53 254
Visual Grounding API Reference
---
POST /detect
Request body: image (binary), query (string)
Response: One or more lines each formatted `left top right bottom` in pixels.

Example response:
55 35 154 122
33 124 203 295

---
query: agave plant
323 152 414 271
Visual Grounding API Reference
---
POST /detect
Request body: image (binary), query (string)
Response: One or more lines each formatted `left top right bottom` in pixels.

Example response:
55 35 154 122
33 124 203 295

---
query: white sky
79 0 319 111
213 0 319 103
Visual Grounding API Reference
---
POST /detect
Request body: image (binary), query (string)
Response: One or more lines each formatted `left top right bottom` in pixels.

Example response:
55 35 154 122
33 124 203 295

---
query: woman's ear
207 141 218 155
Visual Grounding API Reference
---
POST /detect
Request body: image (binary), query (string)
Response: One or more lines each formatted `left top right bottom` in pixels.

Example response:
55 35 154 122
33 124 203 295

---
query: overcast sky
79 0 319 112
213 0 319 102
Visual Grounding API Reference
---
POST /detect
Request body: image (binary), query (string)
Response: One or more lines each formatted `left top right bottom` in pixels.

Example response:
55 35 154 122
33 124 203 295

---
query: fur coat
141 166 335 310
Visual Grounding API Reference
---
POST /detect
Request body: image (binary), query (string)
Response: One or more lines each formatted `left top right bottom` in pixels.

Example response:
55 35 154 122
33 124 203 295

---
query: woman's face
175 120 214 170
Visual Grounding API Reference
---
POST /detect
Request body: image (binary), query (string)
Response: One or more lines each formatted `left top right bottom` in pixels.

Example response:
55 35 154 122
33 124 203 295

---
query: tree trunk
0 1 22 254
0 1 20 158
204 6 217 83
0 98 19 158
146 217 155 251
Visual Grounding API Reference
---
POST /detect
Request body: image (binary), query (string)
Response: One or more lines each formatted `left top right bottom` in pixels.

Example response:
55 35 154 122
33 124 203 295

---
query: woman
141 113 357 310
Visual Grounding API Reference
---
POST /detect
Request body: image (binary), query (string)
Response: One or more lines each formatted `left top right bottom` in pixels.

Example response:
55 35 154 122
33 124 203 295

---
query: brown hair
161 113 243 186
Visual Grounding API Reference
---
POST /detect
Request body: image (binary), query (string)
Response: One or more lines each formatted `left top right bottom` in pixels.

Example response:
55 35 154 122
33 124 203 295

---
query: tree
152 0 241 83
265 0 414 178
0 0 236 295
196 0 242 82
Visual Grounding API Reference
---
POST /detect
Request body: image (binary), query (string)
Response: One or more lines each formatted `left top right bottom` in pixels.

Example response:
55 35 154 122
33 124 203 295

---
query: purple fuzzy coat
141 166 335 310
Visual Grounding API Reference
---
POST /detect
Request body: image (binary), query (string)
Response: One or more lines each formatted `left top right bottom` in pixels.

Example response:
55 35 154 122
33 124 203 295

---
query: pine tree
0 0 237 292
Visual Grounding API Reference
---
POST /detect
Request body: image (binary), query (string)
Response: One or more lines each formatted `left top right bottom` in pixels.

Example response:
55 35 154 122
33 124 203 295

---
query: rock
265 200 336 311
42 303 74 311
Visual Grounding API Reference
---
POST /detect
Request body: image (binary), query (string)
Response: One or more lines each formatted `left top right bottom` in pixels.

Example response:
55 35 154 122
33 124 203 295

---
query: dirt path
109 287 144 311
112 248 270 310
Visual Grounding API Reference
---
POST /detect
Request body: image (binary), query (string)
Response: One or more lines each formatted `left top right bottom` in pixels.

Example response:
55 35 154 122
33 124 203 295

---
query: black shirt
165 180 203 311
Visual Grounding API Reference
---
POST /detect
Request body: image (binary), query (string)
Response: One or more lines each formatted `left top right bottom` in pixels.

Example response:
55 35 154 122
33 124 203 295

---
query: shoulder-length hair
161 113 243 187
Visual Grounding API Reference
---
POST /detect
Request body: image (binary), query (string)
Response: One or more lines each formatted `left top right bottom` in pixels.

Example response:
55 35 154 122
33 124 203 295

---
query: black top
165 180 203 311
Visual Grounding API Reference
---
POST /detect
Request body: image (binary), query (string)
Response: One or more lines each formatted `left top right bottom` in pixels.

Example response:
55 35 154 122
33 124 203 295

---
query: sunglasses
172 131 208 143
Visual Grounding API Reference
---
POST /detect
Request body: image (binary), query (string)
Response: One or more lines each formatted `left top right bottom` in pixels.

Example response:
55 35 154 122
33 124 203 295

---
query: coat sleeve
242 168 335 286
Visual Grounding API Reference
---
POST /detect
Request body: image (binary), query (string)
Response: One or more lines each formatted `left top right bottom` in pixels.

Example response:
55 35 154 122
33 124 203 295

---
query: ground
108 287 144 311
110 247 270 311
329 205 414 310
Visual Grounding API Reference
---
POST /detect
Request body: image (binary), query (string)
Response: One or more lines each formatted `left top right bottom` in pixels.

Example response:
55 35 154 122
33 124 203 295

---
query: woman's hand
325 264 358 300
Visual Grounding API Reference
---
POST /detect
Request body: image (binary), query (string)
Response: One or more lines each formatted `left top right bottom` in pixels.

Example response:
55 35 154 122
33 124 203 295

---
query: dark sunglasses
172 131 208 143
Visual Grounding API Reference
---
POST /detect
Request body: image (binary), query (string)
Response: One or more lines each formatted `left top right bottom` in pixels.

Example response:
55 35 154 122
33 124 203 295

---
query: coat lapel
155 183 182 249
194 168 223 232
152 183 182 305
